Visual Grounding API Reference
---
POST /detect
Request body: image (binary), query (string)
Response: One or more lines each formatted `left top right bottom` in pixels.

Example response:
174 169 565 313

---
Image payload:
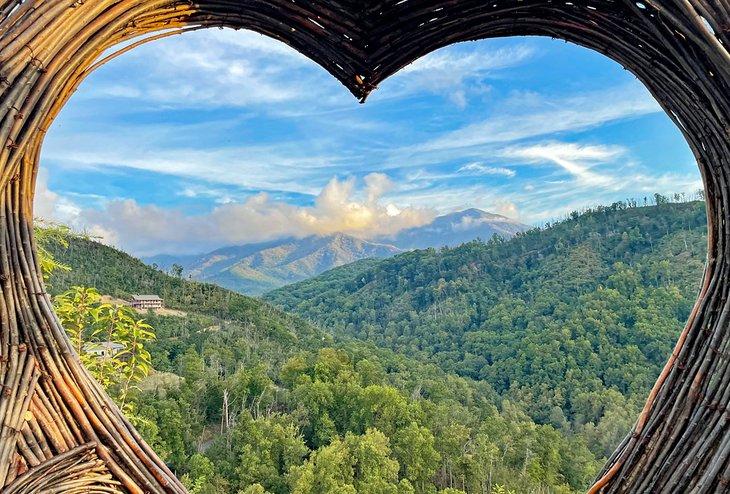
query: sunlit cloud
43 174 436 256
494 200 521 220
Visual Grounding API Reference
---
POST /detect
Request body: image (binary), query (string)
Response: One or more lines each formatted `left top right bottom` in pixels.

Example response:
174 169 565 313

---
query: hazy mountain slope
156 234 404 295
380 208 529 249
142 252 200 270
142 209 526 295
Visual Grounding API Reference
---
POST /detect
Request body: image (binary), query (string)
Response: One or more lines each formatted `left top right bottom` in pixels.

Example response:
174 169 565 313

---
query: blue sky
36 29 701 256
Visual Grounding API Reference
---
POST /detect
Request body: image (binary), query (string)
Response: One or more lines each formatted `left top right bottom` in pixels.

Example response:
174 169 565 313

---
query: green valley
44 199 707 494
47 232 595 493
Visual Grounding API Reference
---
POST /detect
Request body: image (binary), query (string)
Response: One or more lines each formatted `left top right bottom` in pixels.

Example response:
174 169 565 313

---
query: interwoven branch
0 1 727 492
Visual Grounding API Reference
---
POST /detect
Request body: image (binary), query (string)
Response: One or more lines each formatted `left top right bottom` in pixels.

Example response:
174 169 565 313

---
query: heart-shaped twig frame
0 1 727 492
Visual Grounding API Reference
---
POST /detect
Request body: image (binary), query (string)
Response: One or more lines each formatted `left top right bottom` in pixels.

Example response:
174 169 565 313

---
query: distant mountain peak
443 208 516 221
455 207 488 215
377 208 529 250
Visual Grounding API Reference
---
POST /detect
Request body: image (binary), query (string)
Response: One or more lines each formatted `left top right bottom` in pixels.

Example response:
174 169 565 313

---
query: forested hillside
266 200 708 450
48 236 599 493
48 237 324 354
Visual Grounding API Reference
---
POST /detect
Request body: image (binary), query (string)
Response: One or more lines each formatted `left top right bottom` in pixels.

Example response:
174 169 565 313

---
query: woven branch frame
0 0 728 492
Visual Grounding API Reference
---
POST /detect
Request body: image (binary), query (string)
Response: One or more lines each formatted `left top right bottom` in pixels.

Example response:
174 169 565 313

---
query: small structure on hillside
130 294 164 311
84 342 125 358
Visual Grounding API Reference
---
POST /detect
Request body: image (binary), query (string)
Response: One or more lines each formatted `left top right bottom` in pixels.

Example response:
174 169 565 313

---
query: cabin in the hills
130 294 164 311
83 342 125 359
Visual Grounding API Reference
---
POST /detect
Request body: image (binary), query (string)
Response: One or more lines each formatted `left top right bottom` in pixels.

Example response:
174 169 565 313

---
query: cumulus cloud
45 174 436 256
34 169 81 220
364 173 394 203
34 169 61 219
494 200 521 220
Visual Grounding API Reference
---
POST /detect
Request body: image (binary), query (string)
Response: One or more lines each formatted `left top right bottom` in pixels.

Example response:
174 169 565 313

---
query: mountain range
143 208 529 295
44 199 707 493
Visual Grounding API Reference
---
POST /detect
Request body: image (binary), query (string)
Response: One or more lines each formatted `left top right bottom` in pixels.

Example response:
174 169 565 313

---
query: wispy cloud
83 29 350 111
43 129 349 197
457 162 516 177
499 142 625 187
380 44 535 106
414 84 661 154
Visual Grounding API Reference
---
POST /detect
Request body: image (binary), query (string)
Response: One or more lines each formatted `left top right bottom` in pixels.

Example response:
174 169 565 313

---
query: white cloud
415 84 661 154
382 44 535 106
44 174 436 256
43 132 347 197
400 45 534 75
84 29 349 110
364 173 394 203
499 142 625 187
34 169 60 219
494 200 521 220
34 168 81 220
492 141 702 220
457 163 516 177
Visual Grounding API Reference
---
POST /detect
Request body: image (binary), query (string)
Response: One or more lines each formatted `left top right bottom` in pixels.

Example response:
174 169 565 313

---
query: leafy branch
35 219 156 414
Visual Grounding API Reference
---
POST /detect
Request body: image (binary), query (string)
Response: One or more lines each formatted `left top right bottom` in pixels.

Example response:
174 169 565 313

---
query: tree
206 413 308 494
289 429 412 494
345 429 402 494
392 423 440 492
54 286 155 412
171 263 185 279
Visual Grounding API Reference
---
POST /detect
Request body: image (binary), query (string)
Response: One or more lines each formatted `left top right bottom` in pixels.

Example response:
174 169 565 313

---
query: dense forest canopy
45 199 707 494
49 235 595 493
266 200 707 440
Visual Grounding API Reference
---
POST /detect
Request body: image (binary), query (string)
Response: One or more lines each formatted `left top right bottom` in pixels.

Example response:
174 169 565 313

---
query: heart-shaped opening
36 27 706 494
1 1 728 493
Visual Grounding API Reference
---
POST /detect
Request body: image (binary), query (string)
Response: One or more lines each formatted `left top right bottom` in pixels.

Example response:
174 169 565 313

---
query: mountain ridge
147 233 404 295
143 209 529 294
